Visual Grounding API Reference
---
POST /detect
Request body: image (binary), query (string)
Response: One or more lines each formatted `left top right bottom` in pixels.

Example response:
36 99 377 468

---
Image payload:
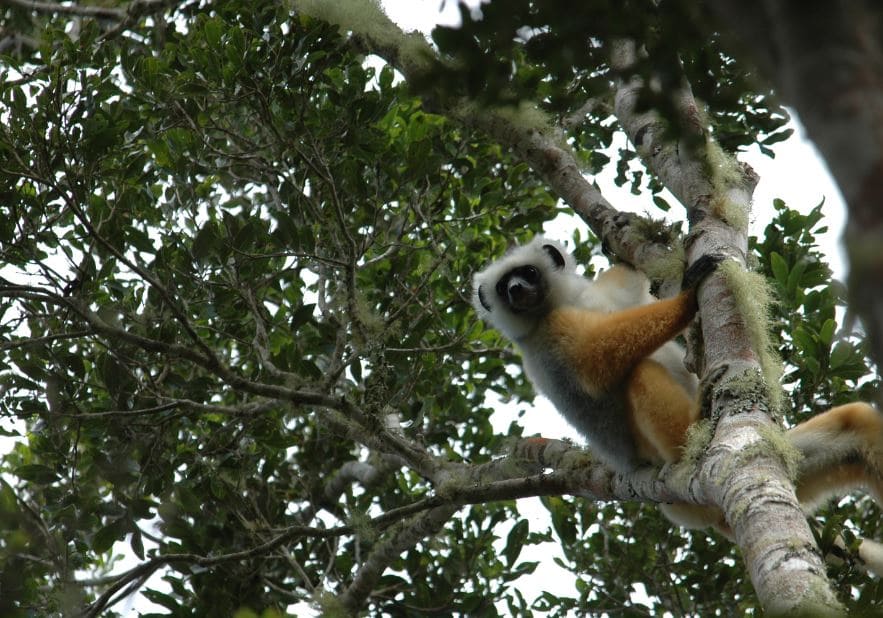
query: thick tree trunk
710 0 883 397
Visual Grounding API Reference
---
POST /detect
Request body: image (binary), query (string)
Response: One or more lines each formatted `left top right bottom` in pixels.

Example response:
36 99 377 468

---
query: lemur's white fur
472 237 696 408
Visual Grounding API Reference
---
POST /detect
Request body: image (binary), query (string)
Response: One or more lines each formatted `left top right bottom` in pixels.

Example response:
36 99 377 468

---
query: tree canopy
1 0 881 616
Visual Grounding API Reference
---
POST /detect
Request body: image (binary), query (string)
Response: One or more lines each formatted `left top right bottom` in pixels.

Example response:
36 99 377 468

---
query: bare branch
1 0 126 19
59 401 179 419
0 329 91 350
337 505 458 613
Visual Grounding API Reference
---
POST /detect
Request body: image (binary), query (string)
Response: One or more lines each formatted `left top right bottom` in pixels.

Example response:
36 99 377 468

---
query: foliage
0 3 552 615
752 200 880 411
0 0 879 616
428 0 791 158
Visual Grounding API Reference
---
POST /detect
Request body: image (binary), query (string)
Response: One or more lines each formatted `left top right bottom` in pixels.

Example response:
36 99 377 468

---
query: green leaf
99 354 128 395
769 252 788 288
818 319 836 346
203 16 225 50
791 327 815 355
147 138 171 167
324 67 346 91
92 519 124 554
652 195 671 211
786 258 807 295
829 341 854 370
512 560 539 575
290 303 316 329
142 589 181 611
350 359 363 382
128 227 156 254
543 496 576 545
379 65 394 90
504 519 529 566
803 356 821 378
227 26 245 60
14 464 60 485
130 528 145 559
192 222 219 261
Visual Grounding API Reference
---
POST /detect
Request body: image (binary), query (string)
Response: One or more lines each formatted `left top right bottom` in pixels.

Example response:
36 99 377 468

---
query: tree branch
609 37 843 613
2 0 127 19
337 505 457 613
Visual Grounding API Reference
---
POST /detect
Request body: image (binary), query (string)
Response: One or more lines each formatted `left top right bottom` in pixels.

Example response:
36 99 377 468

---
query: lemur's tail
789 401 883 577
788 402 883 511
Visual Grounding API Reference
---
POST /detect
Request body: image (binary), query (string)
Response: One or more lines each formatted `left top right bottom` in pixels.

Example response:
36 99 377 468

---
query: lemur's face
472 240 569 341
482 263 547 315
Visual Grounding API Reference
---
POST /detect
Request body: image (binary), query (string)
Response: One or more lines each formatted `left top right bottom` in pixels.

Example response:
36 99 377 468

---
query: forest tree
1 0 882 616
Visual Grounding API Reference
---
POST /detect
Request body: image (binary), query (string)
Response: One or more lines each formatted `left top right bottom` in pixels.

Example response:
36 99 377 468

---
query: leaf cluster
751 199 883 610
426 0 790 156
0 2 558 615
752 199 879 411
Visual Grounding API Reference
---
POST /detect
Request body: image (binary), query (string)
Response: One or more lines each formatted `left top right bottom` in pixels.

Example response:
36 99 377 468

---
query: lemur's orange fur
548 297 699 462
473 237 883 573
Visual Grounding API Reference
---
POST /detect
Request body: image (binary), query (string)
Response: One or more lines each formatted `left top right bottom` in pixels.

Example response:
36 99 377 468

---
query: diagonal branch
337 505 458 613
292 0 679 275
608 37 843 613
2 0 128 19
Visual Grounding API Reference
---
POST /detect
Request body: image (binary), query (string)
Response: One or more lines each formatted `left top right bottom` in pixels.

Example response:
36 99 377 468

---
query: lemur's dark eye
495 278 508 298
521 266 540 283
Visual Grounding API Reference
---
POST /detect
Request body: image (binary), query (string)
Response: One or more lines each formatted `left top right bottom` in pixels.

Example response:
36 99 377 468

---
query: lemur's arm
547 254 722 396
547 293 697 396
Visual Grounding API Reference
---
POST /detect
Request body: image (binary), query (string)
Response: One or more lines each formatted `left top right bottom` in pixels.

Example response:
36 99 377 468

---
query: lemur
472 236 883 572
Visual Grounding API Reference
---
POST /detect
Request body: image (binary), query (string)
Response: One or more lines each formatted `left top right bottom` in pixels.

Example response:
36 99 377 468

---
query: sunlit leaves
752 199 878 409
